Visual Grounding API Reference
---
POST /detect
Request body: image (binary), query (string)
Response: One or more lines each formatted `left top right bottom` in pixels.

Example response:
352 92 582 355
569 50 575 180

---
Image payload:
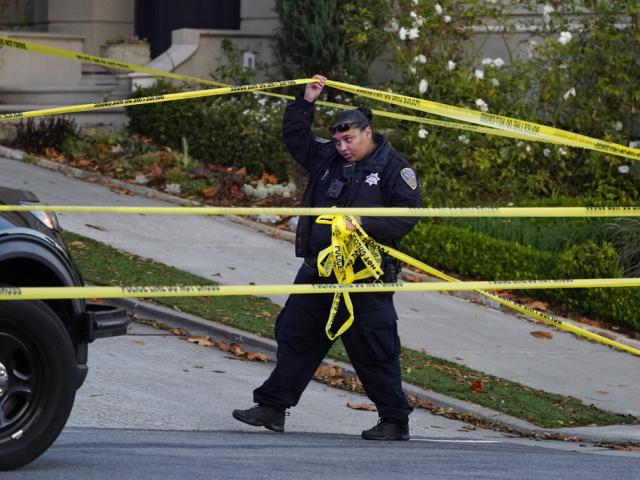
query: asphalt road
6 428 640 480
3 321 637 479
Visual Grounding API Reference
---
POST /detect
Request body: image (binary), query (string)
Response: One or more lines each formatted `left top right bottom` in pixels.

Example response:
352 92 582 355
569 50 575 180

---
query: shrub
549 242 640 331
401 221 554 280
126 80 293 180
606 218 640 276
273 0 392 84
385 1 640 205
14 117 80 154
401 223 640 331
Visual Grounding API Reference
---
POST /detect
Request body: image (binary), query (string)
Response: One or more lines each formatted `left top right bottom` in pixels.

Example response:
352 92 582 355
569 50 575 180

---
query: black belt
302 257 318 275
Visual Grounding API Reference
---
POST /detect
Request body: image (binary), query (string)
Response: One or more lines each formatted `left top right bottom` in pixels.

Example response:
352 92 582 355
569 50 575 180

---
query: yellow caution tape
325 80 640 161
315 214 384 339
0 35 526 143
2 37 638 353
1 36 635 154
375 244 640 357
336 102 567 145
0 209 637 354
0 277 638 355
0 79 310 121
1 278 639 299
2 205 640 217
309 214 640 353
0 36 227 88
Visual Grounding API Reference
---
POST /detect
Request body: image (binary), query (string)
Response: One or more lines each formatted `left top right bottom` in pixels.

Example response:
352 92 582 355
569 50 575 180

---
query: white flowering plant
383 0 639 205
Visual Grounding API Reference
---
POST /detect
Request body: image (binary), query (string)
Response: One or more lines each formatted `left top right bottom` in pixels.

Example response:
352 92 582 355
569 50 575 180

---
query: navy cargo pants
253 262 413 422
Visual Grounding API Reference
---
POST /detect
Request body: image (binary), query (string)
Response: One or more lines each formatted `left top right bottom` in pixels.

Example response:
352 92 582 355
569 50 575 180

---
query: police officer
233 75 422 440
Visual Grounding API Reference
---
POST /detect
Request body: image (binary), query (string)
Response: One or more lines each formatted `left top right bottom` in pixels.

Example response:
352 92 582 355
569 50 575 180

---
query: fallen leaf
611 444 640 451
202 185 218 198
246 352 268 362
85 224 107 232
44 147 65 162
147 164 164 182
403 273 423 283
69 240 87 249
530 331 553 339
230 342 246 357
218 341 230 352
170 327 190 337
74 159 92 168
259 172 278 185
346 402 377 412
314 365 344 379
187 336 216 347
526 301 548 311
131 339 145 345
471 380 484 393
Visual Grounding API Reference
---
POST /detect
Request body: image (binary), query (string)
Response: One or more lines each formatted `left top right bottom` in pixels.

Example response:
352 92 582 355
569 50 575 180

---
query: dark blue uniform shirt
282 95 422 258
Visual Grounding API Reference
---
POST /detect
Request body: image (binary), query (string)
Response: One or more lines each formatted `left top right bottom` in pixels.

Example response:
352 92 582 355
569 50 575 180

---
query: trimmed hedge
126 81 292 180
401 222 640 332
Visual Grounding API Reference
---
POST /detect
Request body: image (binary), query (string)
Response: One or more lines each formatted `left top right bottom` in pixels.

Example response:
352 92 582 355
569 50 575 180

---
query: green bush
14 117 80 154
273 0 392 84
126 80 293 180
385 1 640 205
402 222 553 280
401 223 640 331
550 242 640 331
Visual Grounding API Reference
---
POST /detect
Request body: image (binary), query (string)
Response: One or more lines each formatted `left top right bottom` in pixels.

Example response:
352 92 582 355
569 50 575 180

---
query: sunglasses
329 121 367 135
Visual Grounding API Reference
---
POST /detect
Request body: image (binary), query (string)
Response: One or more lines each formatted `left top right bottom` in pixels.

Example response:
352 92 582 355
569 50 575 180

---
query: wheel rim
0 331 41 433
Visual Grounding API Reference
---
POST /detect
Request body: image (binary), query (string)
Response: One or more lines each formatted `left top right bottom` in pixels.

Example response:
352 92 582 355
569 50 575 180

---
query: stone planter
99 43 151 66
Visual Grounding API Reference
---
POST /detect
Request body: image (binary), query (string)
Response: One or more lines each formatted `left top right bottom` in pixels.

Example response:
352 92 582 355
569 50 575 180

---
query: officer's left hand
346 216 361 231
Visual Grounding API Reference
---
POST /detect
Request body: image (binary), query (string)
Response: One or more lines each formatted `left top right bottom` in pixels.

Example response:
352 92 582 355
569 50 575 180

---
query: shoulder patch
314 136 331 144
400 167 417 190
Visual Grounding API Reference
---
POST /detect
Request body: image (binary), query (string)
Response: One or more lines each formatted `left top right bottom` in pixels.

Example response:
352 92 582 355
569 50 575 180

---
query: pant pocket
362 322 401 361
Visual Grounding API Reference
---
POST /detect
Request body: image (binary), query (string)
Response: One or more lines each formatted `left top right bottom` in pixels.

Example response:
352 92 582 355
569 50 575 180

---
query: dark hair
329 106 374 134
355 106 373 122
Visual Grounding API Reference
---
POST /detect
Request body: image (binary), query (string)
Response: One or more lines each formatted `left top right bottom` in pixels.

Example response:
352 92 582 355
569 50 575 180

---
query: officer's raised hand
304 74 327 103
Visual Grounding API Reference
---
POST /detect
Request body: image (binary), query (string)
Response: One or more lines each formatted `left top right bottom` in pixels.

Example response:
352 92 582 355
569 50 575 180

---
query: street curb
109 297 639 445
109 297 538 431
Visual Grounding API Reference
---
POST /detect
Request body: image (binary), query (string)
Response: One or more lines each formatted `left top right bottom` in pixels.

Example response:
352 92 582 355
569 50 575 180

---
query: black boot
232 404 286 432
362 418 410 441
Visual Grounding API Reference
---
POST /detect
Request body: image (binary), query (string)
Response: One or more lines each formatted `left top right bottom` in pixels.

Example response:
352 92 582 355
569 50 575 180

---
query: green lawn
64 231 636 429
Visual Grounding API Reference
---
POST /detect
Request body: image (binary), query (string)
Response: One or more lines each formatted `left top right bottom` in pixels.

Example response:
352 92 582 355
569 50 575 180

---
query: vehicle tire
0 300 76 471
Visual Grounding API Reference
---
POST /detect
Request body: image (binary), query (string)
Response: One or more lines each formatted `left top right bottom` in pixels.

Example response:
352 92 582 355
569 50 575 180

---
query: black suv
0 186 130 470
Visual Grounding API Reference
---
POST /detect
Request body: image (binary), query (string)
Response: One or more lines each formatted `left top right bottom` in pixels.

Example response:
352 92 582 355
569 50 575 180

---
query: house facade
0 0 542 127
0 0 277 126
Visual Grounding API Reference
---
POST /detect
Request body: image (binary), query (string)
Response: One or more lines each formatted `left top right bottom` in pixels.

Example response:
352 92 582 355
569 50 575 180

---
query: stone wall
0 31 84 88
47 0 135 56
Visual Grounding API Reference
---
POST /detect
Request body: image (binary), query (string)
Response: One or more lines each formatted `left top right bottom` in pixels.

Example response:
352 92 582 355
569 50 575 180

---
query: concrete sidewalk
1 153 639 430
